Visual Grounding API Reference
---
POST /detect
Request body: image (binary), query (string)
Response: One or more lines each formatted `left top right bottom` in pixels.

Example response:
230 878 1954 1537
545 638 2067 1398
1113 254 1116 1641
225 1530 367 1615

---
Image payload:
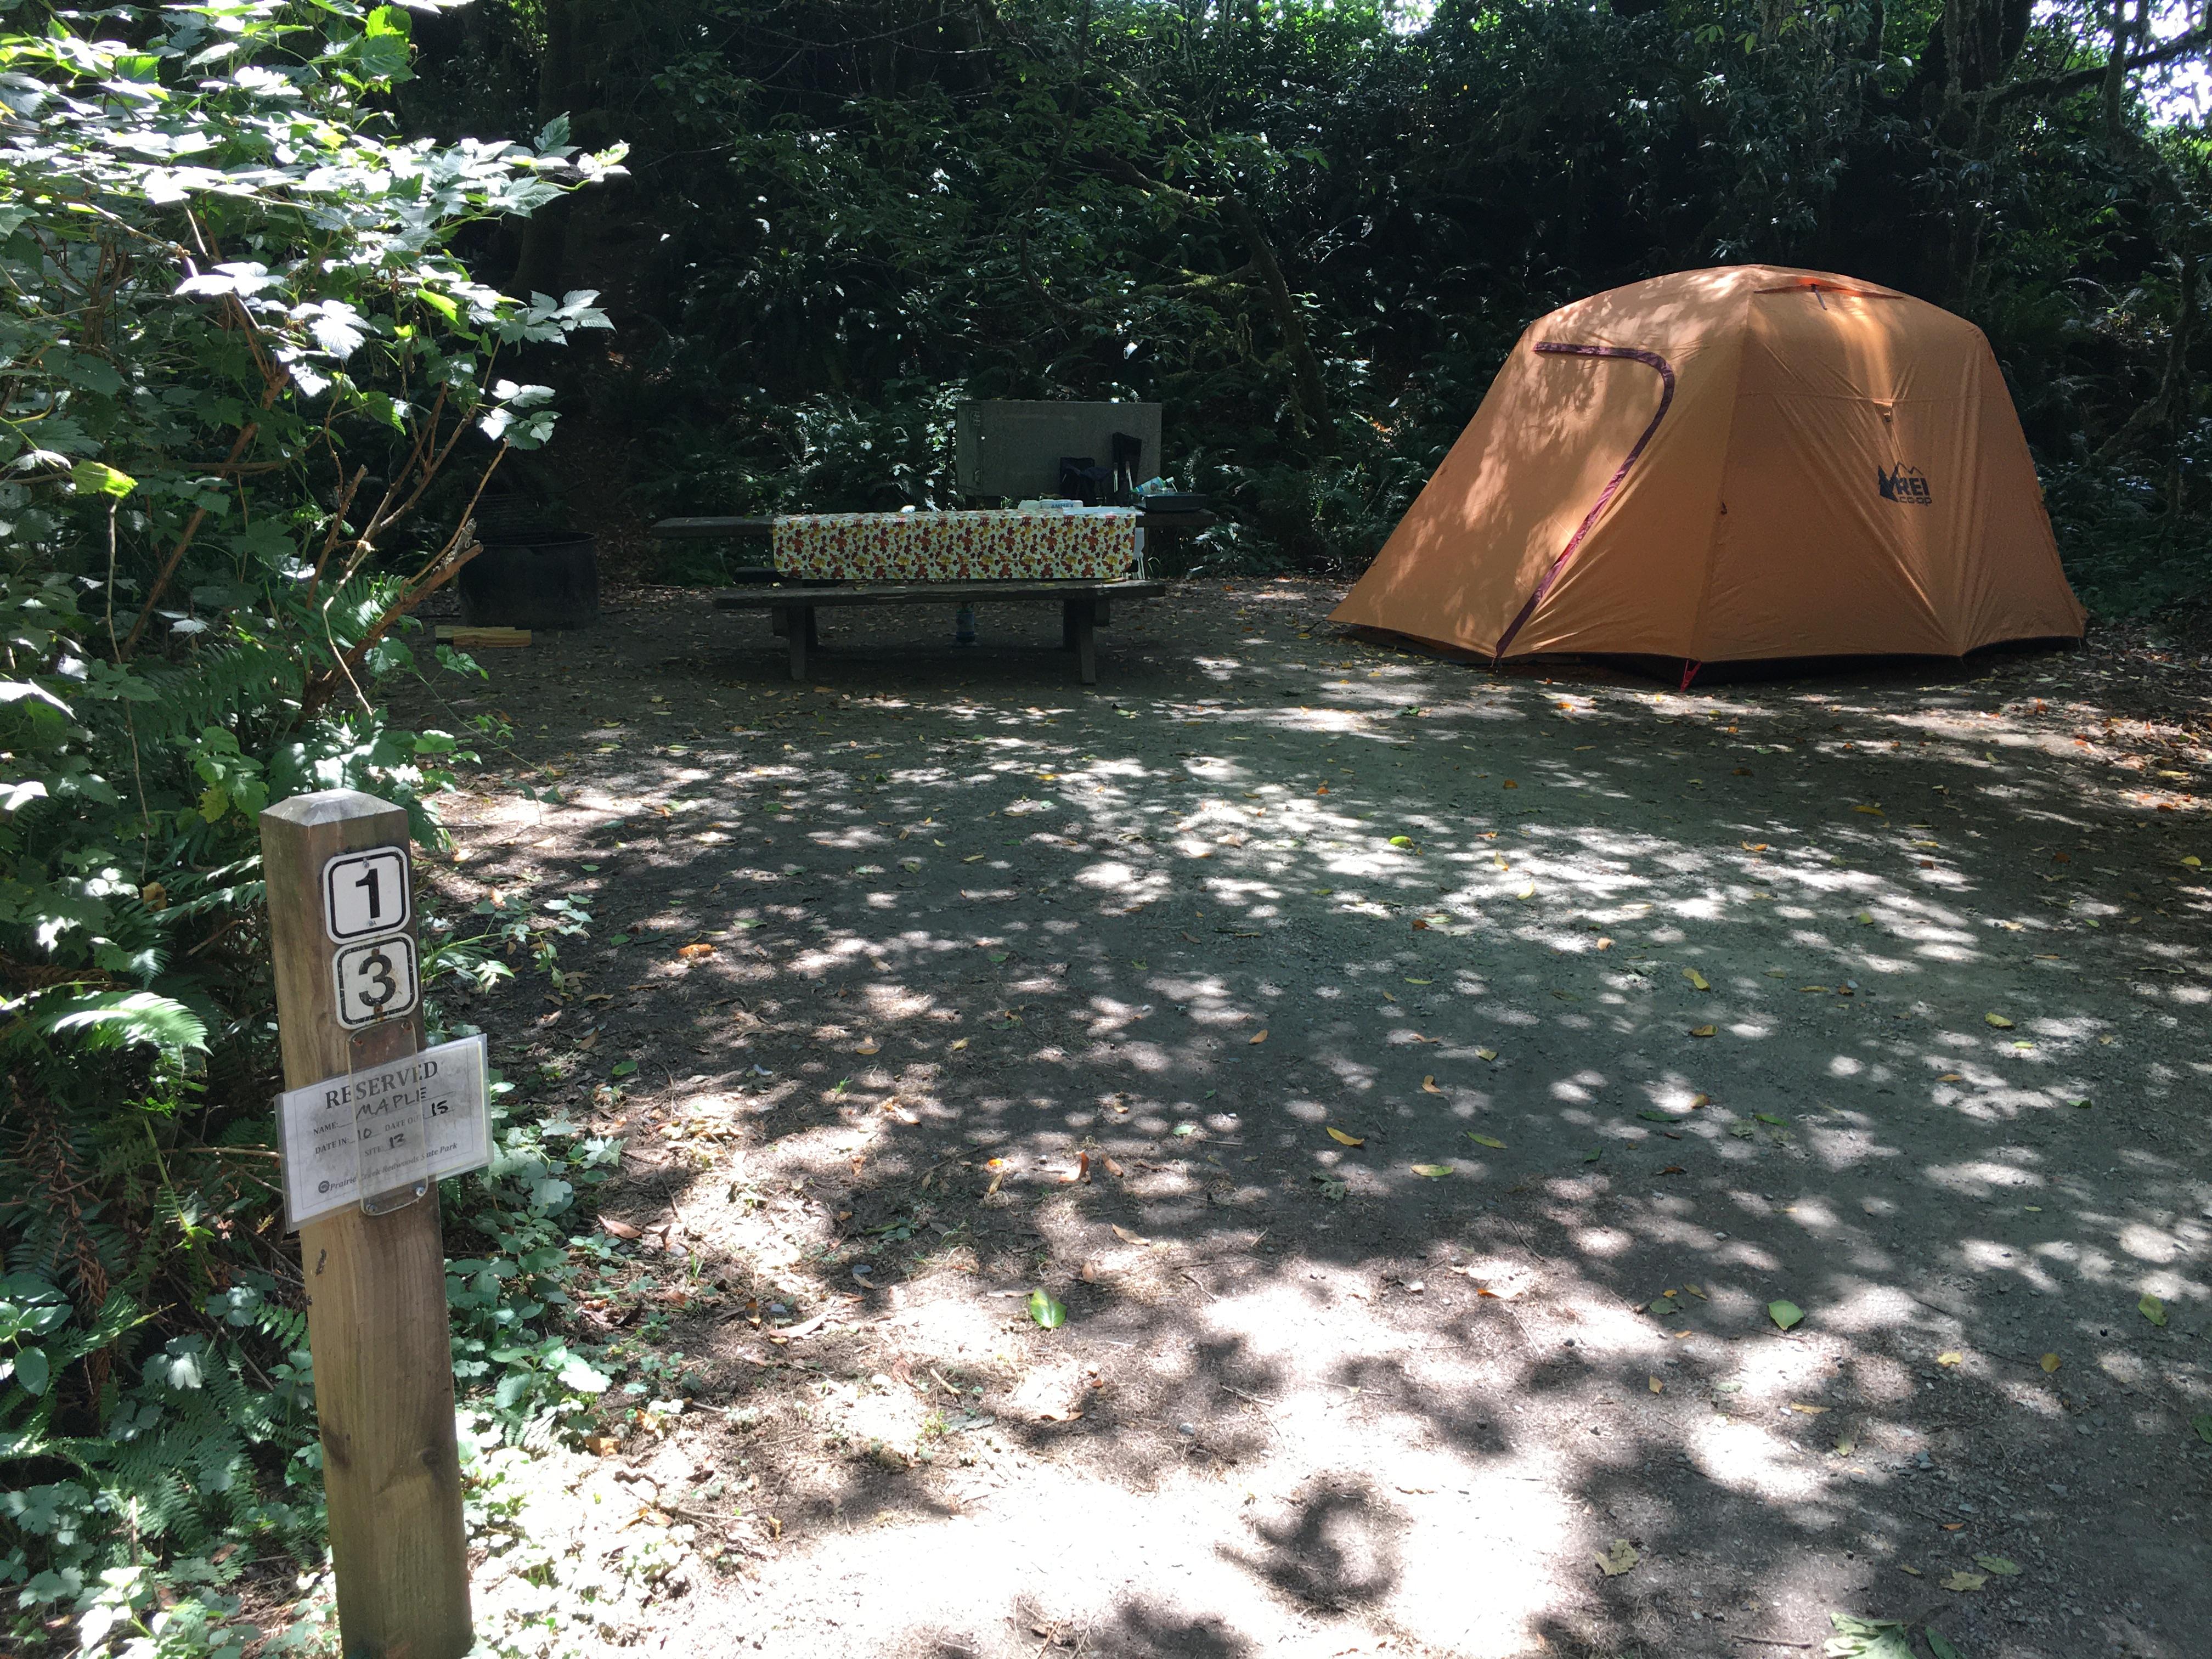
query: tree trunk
1216 191 1330 442
509 0 584 298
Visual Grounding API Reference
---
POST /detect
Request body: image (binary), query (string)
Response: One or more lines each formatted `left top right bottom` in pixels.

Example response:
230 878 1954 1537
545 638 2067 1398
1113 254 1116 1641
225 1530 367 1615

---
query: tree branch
1984 25 2211 108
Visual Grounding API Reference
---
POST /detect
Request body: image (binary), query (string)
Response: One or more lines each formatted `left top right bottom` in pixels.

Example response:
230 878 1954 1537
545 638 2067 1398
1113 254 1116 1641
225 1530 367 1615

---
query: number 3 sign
332 934 420 1028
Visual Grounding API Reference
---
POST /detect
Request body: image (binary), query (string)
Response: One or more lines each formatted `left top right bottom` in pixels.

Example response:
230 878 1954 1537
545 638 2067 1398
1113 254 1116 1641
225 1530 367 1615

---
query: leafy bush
1 4 626 1651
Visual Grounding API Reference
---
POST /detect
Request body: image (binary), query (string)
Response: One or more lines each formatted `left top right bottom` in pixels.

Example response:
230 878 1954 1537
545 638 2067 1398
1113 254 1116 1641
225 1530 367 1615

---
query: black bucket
456 530 599 629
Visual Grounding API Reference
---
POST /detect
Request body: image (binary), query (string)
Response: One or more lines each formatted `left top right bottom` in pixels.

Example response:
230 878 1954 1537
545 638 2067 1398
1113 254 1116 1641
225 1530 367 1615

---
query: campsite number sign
321 847 419 1027
332 934 419 1028
324 845 411 940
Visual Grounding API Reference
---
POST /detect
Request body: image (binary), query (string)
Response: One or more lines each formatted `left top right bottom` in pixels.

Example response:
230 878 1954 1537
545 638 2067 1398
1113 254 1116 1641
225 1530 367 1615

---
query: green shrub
1 5 625 1651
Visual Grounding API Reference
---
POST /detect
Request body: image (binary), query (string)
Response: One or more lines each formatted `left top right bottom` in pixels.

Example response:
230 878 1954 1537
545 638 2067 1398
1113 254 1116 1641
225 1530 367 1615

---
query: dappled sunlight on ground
407 580 2210 1658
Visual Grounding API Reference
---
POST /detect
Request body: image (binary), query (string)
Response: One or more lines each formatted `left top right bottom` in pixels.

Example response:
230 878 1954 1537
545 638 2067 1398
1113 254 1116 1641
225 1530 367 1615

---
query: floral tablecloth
771 510 1137 582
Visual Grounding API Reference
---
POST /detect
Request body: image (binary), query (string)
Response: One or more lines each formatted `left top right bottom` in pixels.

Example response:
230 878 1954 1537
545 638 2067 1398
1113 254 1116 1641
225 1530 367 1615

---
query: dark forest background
401 0 2212 612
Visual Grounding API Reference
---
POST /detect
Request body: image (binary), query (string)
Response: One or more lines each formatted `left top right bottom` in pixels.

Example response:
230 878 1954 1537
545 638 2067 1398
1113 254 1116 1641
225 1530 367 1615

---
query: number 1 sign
323 846 411 942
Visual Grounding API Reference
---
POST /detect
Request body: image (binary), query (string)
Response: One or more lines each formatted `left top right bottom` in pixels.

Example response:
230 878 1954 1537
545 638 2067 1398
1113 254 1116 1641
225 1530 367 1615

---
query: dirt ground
399 579 2210 1659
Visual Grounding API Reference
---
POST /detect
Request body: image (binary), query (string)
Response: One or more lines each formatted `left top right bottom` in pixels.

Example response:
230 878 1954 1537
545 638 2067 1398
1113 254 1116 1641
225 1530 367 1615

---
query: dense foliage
0 3 630 1651
398 0 2212 608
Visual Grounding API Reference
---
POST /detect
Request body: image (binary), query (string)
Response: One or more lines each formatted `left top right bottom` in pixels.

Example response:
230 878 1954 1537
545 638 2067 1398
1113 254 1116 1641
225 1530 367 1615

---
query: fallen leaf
1741 841 1769 851
1250 1029 1268 1045
1789 1401 1830 1414
1854 803 1887 816
1755 1111 1787 1125
1926 1633 1962 1659
1941 1572 1987 1593
1389 834 1415 848
2040 1352 2061 1374
1594 1539 1639 1576
1466 1132 1506 1149
2183 855 2202 868
2141 1293 2168 1328
1681 1283 1705 1299
984 1169 1003 1197
1648 1375 1663 1394
1503 779 1518 789
1683 968 1711 991
1688 1093 1710 1108
1411 1163 1453 1178
677 942 715 960
1028 1290 1066 1329
599 1216 642 1240
1900 1564 1923 1577
1690 1024 1717 1037
2191 1414 2212 1445
1475 1046 1499 1061
1936 1351 1963 1367
950 1037 969 1051
1826 1613 1914 1658
1985 1012 2014 1029
856 1040 880 1056
1103 1156 1126 1178
1769 1299 1805 1331
1421 1076 1442 1094
1326 1126 1365 1147
1974 1555 2022 1577
1111 1223 1145 1244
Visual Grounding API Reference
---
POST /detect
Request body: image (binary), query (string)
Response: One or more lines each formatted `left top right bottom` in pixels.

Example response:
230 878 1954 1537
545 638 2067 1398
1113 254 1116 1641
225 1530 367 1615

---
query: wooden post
1070 595 1098 685
781 602 812 680
259 791 472 1659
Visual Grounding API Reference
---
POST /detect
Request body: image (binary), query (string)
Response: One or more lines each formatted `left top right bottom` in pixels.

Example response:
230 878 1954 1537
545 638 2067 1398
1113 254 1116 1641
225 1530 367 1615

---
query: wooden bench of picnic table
648 515 1186 684
707 578 1165 684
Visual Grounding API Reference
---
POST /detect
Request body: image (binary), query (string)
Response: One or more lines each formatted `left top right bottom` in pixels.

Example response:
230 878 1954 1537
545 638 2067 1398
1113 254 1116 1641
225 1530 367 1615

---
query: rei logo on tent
1877 463 1932 505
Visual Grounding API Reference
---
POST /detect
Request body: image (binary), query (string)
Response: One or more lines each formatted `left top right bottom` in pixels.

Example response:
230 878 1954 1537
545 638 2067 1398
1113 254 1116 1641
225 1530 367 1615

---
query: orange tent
1331 266 2085 668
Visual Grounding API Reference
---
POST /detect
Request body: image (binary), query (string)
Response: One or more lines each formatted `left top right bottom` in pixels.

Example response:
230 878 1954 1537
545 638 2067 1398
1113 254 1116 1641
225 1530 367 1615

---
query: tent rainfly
1330 266 2086 671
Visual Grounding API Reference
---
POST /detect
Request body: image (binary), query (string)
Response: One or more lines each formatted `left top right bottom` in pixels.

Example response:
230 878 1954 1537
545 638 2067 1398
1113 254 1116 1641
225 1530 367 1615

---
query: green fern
35 992 208 1060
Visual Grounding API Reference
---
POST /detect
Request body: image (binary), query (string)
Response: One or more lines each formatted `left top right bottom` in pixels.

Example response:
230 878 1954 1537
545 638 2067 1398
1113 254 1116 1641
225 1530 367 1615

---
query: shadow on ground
407 581 2211 1658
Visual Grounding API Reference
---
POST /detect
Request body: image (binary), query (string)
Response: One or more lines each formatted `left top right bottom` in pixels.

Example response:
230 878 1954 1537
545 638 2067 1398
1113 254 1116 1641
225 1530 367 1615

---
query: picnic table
648 510 1207 683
